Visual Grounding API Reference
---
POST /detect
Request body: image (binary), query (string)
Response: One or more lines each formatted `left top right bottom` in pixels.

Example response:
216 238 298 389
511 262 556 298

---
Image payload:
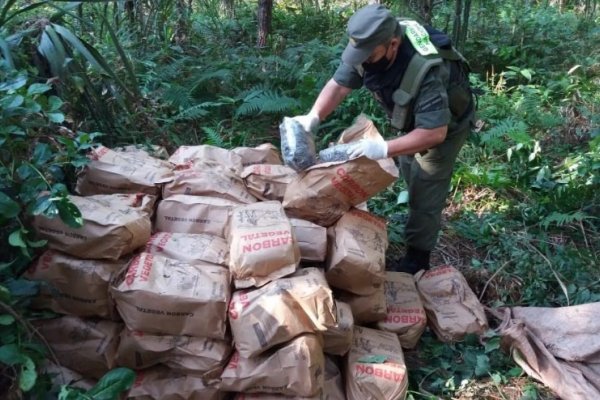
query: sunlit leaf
87 368 136 400
8 230 26 248
47 112 65 123
27 83 51 96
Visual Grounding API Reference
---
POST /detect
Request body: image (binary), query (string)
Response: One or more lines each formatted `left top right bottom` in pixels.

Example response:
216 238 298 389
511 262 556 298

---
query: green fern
202 126 226 147
189 68 233 96
163 84 194 109
540 210 592 230
481 117 529 151
170 102 222 121
235 87 300 117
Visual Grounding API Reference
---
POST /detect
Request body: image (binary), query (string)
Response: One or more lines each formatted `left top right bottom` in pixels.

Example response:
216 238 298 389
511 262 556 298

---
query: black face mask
362 47 392 73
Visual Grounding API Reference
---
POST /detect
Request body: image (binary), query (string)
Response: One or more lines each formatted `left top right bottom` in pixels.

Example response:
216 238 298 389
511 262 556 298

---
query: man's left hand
347 139 388 160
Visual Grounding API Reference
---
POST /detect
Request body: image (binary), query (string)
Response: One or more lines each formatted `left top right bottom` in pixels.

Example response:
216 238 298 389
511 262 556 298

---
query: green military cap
342 4 397 66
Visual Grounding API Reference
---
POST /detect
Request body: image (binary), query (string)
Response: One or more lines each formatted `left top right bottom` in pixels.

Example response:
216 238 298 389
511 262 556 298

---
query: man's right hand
291 111 320 134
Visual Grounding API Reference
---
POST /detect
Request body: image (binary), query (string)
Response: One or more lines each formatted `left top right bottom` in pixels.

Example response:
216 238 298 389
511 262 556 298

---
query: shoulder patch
400 20 438 56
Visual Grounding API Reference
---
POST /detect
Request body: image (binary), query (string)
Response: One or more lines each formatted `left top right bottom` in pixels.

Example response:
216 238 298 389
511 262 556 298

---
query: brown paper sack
168 144 243 175
33 194 151 260
229 201 299 288
289 218 327 262
76 145 174 196
115 329 231 380
219 334 324 397
111 252 230 339
41 362 96 391
345 326 408 400
337 114 384 144
233 143 283 167
240 164 297 201
416 265 488 342
155 195 238 237
145 232 228 266
323 300 354 356
325 208 387 295
232 356 344 399
34 316 121 379
24 249 127 319
282 157 398 227
163 166 257 204
377 272 427 349
323 356 346 400
228 267 336 358
495 304 600 400
128 366 225 400
232 394 318 399
338 287 387 324
84 193 157 218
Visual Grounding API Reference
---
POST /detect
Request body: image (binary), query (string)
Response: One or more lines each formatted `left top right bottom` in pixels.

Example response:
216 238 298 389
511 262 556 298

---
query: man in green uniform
292 4 475 274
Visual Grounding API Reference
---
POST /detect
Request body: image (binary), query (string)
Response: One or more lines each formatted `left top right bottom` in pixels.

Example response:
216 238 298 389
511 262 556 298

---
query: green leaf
27 83 52 96
27 239 47 248
32 195 52 215
8 230 26 248
474 354 490 377
33 143 53 165
39 28 67 78
0 314 15 325
0 285 10 302
0 192 20 218
59 385 85 400
17 163 34 179
57 198 83 228
484 336 501 353
87 368 136 400
5 279 39 297
0 94 24 109
0 74 27 91
396 190 409 204
19 356 36 391
47 95 63 112
47 112 65 123
0 344 25 365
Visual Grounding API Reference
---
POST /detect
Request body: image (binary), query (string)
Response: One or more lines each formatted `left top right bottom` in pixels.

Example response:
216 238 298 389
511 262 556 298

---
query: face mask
362 46 392 73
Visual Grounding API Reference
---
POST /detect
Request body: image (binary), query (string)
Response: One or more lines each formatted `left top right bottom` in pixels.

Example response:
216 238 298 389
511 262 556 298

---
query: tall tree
222 0 236 18
257 0 273 48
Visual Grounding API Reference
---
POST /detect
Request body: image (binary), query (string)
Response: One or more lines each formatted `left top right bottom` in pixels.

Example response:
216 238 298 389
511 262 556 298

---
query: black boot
394 246 431 275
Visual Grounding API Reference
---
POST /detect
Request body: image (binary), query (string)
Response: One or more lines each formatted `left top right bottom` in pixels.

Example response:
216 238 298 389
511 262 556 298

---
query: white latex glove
347 139 388 160
292 111 320 133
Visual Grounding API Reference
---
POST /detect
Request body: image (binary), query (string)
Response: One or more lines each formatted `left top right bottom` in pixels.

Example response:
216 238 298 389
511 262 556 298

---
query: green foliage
235 86 300 117
408 332 515 396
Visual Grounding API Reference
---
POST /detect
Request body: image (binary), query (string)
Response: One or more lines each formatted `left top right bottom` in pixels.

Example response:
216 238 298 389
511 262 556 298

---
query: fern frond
481 117 529 150
202 126 226 147
170 102 220 121
540 210 592 230
190 68 233 83
235 89 300 117
163 84 194 109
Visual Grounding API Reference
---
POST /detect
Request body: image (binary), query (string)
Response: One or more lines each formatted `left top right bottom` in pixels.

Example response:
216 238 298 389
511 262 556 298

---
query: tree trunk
257 0 273 48
459 0 472 51
452 0 462 46
420 0 434 25
222 0 236 18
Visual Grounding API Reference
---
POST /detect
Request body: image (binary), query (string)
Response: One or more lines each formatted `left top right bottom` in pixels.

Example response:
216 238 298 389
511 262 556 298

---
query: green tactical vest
361 19 472 131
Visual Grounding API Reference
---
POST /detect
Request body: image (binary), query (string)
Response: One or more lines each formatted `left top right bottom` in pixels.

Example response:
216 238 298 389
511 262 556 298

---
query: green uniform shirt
333 24 473 135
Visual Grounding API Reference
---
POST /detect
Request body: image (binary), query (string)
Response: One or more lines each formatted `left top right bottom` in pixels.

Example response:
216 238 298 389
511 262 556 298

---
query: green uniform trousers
398 124 470 251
